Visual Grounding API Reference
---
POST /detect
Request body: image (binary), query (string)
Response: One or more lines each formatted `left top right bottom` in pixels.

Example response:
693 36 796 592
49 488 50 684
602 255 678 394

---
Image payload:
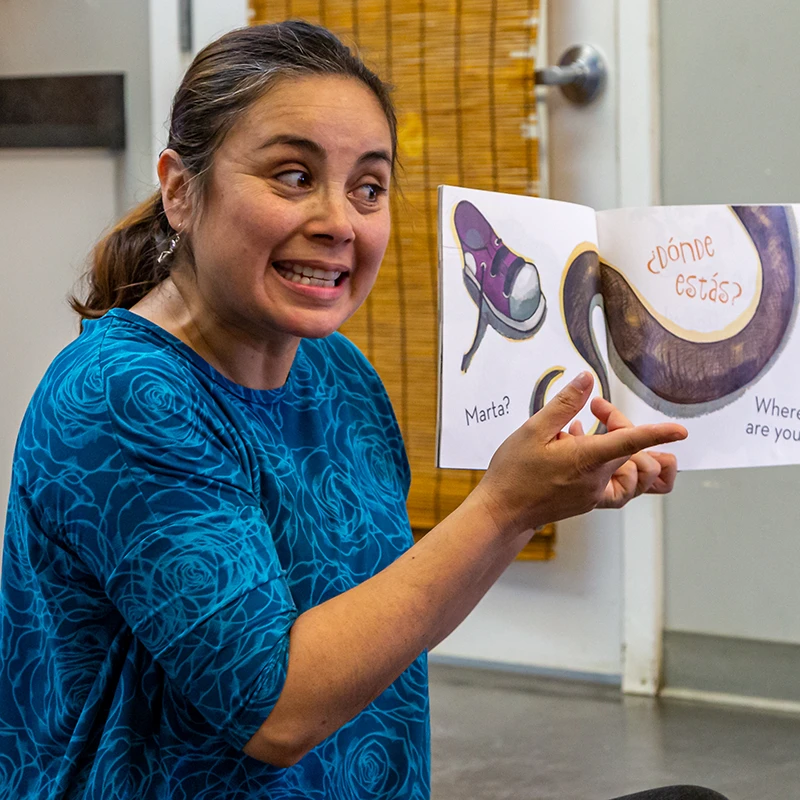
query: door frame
616 0 664 696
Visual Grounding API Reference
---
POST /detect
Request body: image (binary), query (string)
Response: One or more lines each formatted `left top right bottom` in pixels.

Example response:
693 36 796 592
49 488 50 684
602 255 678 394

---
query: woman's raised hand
566 396 681 508
474 372 688 537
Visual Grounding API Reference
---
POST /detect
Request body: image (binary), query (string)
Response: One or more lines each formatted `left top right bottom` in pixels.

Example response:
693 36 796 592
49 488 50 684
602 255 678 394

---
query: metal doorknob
534 44 607 105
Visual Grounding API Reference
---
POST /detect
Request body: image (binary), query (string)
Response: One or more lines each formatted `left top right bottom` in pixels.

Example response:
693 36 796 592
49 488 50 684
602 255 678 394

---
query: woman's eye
276 170 311 189
353 183 386 203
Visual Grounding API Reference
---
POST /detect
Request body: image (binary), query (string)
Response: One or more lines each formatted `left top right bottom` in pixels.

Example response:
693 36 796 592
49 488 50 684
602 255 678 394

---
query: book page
437 185 602 470
596 204 800 470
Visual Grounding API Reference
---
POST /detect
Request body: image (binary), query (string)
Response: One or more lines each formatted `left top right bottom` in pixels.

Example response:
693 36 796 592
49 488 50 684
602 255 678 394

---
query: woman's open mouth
272 261 345 288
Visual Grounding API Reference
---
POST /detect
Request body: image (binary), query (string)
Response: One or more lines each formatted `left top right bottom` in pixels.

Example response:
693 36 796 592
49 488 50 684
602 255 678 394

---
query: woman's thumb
532 371 593 438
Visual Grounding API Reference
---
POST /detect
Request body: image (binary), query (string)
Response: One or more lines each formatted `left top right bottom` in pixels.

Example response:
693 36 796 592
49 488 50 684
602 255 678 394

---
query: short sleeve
88 348 297 749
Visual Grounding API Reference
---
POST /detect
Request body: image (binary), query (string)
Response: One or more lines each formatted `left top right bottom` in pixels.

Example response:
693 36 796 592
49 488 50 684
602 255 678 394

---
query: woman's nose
307 190 355 244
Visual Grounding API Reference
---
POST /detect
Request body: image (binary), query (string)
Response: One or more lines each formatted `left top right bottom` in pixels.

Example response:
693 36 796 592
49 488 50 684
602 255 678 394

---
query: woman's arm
244 374 686 766
244 487 526 767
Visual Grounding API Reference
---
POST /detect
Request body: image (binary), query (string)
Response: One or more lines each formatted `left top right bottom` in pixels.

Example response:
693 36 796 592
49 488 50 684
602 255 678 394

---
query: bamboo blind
249 0 554 559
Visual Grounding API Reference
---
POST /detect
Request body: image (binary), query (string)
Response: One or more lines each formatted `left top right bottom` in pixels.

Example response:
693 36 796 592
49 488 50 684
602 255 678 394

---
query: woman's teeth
274 262 342 287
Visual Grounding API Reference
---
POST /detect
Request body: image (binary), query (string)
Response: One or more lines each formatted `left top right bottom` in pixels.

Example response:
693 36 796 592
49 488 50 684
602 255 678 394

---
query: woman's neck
130 277 300 391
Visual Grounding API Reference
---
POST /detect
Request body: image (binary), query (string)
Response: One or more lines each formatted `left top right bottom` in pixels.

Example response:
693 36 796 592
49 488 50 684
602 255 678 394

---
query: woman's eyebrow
357 150 392 168
258 135 391 169
258 134 324 156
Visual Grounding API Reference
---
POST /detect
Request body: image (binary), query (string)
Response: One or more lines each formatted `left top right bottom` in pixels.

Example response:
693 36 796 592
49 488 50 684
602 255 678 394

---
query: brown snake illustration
530 206 797 422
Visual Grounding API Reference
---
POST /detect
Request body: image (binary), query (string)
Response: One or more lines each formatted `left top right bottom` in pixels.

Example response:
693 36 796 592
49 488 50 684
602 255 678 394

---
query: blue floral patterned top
0 308 430 799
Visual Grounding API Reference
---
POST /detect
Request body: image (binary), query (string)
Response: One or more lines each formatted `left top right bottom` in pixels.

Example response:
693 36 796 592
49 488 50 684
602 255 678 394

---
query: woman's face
177 74 393 347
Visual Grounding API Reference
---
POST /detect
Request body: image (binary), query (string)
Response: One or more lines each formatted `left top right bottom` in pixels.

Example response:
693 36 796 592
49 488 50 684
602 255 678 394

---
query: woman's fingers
592 399 663 497
599 458 639 509
536 384 686 490
590 396 633 433
579 422 687 470
547 390 686 505
597 453 659 509
630 451 663 495
568 419 585 436
597 450 679 509
586 399 682 495
483 379 687 533
640 451 679 494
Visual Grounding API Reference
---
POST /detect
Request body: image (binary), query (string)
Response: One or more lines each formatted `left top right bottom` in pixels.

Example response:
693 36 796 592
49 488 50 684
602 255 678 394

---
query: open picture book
436 185 800 471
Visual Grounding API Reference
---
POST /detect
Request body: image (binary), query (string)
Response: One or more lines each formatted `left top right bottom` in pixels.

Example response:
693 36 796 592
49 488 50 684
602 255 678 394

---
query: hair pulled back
72 20 397 321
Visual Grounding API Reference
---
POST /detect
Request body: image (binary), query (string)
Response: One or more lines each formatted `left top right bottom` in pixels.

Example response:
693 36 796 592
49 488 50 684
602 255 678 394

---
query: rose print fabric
0 309 430 799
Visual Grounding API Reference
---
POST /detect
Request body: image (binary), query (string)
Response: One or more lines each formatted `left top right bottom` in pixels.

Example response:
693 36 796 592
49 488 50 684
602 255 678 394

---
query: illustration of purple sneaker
454 200 547 372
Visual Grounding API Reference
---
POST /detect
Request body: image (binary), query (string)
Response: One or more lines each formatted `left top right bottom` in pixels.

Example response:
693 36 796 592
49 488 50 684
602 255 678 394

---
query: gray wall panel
660 0 800 662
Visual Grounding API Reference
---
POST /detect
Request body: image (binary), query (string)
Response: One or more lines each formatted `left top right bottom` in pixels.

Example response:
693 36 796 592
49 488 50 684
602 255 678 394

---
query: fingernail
570 371 592 391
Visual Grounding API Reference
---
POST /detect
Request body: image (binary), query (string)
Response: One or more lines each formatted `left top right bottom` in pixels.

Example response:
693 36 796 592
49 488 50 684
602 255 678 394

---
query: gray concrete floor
429 664 800 800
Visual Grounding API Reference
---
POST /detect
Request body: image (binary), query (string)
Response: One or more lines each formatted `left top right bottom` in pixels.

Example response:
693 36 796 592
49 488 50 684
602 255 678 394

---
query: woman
0 20 722 800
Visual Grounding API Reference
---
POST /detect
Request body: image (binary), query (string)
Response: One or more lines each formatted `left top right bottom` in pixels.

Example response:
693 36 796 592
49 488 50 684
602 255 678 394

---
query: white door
433 0 662 688
549 0 664 693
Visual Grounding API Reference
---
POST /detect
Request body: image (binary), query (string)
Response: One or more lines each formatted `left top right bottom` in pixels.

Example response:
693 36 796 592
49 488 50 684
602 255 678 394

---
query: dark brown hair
71 20 397 321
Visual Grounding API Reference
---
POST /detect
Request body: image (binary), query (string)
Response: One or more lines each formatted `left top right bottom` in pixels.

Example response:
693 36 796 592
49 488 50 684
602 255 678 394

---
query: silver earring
157 233 181 264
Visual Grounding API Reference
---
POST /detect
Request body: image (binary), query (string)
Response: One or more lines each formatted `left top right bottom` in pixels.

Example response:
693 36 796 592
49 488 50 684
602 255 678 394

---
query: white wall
0 0 154 212
0 0 152 534
193 0 250 49
148 0 249 183
0 1 249 539
660 0 800 645
0 151 118 535
434 514 624 677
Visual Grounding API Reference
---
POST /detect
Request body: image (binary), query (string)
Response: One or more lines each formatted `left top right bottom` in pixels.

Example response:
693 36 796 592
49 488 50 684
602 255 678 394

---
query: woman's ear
157 149 193 231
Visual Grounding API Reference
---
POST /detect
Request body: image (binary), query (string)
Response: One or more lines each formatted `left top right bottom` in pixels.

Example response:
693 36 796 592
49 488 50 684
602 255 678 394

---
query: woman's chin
274 311 350 341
